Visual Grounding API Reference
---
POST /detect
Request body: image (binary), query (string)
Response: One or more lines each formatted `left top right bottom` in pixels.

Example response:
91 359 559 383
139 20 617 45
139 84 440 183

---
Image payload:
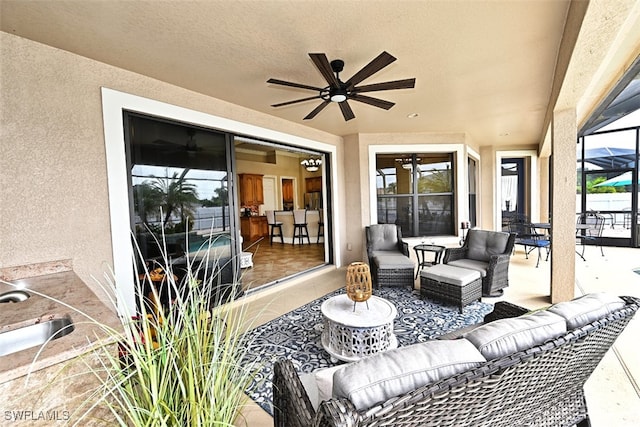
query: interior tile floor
236 242 640 427
240 239 326 292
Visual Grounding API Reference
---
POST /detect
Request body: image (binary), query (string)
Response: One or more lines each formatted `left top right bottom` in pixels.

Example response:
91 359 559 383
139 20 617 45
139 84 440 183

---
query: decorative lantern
345 262 372 311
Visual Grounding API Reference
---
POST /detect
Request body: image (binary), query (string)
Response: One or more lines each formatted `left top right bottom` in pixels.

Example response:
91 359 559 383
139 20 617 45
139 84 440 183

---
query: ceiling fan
151 129 202 155
267 51 416 121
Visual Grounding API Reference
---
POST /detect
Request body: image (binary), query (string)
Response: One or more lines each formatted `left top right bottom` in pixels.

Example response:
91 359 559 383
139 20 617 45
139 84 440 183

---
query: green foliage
150 171 200 224
133 183 163 226
201 188 229 208
585 176 619 194
134 170 200 228
16 231 262 426
418 169 452 193
77 236 261 426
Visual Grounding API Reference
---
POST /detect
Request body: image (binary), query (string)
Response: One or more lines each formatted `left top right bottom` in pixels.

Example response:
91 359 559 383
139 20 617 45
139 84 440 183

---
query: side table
413 244 446 279
321 294 397 363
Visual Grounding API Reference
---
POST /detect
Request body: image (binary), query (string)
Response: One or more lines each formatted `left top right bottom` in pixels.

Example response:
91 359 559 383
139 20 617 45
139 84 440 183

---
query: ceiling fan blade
304 100 330 120
345 51 396 88
339 100 356 121
350 94 395 110
271 95 322 107
151 139 182 147
309 53 340 87
267 78 324 92
352 78 416 93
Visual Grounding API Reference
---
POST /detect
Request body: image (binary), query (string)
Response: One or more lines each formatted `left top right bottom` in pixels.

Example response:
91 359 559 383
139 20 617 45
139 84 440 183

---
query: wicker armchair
365 225 413 288
443 229 515 297
273 296 640 427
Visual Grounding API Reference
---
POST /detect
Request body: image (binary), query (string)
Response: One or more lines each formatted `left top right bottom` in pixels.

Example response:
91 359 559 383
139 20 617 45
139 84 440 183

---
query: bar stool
317 208 324 244
292 209 310 245
265 210 284 245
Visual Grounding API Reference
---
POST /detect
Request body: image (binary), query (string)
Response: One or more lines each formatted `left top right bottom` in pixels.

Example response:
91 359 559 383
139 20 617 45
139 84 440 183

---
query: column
550 108 577 303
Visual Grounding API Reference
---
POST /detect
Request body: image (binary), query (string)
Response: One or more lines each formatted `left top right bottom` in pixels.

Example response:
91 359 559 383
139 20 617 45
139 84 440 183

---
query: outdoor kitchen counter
0 271 119 384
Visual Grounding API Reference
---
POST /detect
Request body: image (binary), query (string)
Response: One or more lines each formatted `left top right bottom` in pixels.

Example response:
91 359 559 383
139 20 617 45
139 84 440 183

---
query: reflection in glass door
501 158 525 231
468 157 477 228
124 113 238 302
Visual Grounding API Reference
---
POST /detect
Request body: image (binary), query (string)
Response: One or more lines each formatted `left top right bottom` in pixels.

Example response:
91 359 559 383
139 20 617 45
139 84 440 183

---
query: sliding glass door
124 113 238 297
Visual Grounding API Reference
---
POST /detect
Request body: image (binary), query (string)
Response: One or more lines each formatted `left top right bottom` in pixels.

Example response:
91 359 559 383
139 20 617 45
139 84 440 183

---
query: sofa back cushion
332 338 485 411
466 230 510 262
367 224 399 251
548 292 625 330
464 310 566 360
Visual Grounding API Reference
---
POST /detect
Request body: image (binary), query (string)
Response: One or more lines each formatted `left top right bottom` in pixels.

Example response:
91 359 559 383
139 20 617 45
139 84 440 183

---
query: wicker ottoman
420 264 482 313
372 254 415 289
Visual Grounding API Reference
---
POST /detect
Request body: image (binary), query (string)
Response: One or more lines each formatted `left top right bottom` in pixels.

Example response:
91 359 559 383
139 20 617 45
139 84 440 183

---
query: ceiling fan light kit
268 51 416 121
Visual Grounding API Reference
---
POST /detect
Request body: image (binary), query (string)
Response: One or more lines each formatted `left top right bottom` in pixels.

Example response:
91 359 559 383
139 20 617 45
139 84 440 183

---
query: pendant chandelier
301 158 322 172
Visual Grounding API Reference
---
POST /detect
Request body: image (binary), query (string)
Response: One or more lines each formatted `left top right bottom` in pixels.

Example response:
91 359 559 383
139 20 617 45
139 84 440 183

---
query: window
376 153 454 237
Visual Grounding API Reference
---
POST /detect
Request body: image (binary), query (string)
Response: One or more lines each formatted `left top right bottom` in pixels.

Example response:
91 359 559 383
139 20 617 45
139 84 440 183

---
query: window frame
369 144 467 237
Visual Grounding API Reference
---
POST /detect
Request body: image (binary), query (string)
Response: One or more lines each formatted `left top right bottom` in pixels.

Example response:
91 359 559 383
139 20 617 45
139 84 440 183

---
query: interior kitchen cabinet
282 178 294 210
305 176 322 193
240 216 268 244
239 173 264 205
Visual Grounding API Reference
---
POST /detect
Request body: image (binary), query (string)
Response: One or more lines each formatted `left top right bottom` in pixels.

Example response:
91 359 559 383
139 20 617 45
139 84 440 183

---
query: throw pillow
299 365 345 411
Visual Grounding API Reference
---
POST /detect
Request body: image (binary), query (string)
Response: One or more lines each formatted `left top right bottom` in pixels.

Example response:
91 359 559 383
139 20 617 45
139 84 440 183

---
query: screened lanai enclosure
577 57 640 248
577 126 639 247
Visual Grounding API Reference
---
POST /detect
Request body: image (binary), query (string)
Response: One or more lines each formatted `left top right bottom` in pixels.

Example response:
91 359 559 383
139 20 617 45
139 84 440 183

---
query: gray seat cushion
548 292 625 330
421 264 481 286
446 259 489 278
466 230 510 262
374 253 414 268
464 310 567 360
332 338 486 410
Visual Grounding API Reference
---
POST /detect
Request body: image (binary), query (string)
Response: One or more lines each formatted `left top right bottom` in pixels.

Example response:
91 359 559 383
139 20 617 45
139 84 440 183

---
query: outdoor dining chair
576 212 605 260
509 222 550 268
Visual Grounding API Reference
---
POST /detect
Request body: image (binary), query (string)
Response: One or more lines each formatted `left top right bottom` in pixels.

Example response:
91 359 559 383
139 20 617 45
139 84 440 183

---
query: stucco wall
0 32 342 297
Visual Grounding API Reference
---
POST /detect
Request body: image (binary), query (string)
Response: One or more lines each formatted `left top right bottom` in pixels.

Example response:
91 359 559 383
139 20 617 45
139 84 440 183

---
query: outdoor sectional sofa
273 293 639 427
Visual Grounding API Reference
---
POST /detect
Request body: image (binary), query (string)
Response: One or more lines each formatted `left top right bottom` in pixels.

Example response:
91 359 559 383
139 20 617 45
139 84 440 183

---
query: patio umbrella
594 171 639 187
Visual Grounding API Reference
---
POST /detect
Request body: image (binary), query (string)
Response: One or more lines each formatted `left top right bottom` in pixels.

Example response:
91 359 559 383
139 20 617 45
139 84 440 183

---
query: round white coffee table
320 294 398 362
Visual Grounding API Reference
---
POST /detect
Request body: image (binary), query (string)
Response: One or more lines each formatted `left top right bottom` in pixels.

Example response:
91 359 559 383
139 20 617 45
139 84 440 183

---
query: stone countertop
0 271 120 384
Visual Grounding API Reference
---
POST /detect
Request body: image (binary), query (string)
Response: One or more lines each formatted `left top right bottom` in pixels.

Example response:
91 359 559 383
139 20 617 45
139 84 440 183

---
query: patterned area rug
243 287 493 415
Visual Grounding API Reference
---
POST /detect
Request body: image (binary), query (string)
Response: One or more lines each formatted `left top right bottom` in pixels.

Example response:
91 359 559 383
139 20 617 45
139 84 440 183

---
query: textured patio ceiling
1 0 573 145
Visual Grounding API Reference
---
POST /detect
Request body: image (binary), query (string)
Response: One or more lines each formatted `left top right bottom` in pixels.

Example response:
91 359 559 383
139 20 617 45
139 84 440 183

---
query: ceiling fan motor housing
330 59 345 74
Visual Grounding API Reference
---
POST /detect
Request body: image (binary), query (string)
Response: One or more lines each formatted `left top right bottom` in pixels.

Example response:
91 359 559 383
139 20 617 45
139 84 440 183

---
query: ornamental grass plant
75 232 263 426
5 230 263 426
